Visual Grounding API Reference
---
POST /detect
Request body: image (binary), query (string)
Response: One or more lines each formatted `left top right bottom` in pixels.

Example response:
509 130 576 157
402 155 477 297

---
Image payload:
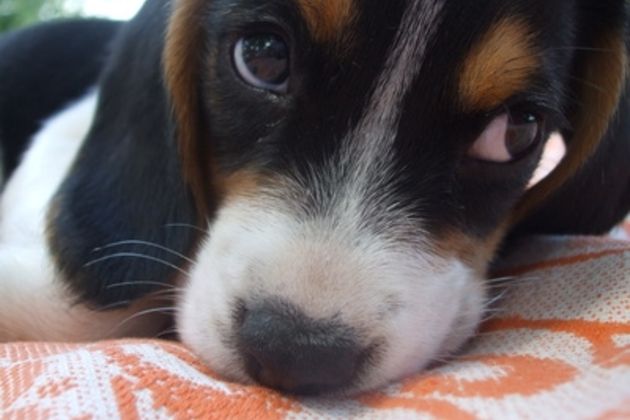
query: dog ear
164 0 217 213
48 0 202 307
513 2 630 235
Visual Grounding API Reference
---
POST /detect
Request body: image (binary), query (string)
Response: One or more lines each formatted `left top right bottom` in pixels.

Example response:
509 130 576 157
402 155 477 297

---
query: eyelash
502 93 565 124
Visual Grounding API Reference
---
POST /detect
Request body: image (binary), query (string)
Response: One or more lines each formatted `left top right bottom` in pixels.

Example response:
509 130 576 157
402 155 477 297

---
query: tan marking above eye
459 19 540 110
296 0 354 43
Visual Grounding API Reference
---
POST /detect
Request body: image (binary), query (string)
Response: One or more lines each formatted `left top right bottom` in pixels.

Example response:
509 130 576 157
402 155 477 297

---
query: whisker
106 281 181 290
95 300 133 312
486 276 516 285
164 223 210 234
482 306 506 315
93 240 195 264
429 355 456 366
155 328 179 339
486 275 541 288
478 313 504 324
109 306 179 336
149 288 186 297
484 290 509 308
83 253 191 276
566 75 607 94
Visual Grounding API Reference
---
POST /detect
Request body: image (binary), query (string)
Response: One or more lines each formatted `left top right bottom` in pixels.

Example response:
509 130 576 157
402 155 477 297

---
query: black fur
517 83 630 235
0 19 121 181
516 2 630 235
48 1 200 306
0 0 628 311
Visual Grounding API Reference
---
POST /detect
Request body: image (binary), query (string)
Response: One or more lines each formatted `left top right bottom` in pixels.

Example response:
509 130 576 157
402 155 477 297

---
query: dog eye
233 33 290 93
468 110 542 163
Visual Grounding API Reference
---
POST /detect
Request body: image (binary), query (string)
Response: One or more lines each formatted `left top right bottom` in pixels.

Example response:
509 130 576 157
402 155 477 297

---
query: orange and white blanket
2 223 629 419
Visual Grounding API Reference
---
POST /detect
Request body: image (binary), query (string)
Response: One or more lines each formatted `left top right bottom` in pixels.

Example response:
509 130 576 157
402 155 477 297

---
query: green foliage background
0 0 78 32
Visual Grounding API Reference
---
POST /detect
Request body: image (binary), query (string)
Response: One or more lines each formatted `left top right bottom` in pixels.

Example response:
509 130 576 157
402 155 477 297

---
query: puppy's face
170 0 597 394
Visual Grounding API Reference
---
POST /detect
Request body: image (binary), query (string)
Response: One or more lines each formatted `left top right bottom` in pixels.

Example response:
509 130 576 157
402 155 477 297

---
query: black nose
237 302 362 395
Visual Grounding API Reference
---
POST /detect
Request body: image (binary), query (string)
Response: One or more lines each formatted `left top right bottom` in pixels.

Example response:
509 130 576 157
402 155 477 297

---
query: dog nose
238 302 361 395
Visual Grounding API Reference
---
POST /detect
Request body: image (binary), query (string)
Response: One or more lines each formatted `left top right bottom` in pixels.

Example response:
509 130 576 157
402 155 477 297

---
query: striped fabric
2 222 629 419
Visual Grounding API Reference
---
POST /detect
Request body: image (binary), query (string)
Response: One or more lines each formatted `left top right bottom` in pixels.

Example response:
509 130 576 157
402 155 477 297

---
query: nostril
237 301 363 395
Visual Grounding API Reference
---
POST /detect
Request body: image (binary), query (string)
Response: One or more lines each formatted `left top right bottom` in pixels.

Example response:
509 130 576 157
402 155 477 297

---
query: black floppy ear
514 1 630 235
48 0 203 307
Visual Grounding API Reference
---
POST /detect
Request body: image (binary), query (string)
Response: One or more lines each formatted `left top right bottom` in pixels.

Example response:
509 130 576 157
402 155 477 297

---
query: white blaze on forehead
345 0 445 169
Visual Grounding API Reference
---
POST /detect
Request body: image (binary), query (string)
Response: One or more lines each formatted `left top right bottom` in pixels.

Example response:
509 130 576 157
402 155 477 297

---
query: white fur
179 196 485 392
178 0 486 394
348 0 444 161
0 92 168 341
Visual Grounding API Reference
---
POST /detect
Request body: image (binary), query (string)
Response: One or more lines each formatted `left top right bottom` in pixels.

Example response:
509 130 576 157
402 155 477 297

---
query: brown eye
468 110 543 163
506 111 541 158
234 33 290 93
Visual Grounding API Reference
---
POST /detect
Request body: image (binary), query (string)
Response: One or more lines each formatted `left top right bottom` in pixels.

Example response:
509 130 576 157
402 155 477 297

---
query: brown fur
164 0 214 216
220 170 266 205
435 226 508 277
296 0 354 44
459 19 540 111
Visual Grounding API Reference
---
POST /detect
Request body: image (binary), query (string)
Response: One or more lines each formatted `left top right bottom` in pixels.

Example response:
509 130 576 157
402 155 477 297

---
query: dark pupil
506 113 540 157
242 34 289 85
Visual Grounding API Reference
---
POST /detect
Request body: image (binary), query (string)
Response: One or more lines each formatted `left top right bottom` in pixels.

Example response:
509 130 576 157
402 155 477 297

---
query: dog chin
176 199 487 394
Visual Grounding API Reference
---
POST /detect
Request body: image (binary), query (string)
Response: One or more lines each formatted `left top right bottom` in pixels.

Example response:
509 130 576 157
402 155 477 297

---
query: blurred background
0 0 144 32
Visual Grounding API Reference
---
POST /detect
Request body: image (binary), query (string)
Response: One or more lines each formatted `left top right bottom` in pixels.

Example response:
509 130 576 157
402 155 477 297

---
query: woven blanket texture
1 221 629 419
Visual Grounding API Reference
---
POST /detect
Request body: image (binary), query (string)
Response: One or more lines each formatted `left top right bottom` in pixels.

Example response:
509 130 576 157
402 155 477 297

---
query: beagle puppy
0 0 628 396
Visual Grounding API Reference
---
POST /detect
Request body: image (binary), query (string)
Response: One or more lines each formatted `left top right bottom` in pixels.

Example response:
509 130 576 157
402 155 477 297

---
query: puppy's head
48 0 626 396
160 0 628 395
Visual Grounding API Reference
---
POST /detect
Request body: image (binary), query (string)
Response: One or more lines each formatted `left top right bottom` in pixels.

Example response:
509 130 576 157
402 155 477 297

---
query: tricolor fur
0 0 629 395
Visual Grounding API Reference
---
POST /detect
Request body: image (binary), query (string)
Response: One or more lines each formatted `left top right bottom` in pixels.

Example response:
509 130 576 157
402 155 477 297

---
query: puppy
0 0 628 395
